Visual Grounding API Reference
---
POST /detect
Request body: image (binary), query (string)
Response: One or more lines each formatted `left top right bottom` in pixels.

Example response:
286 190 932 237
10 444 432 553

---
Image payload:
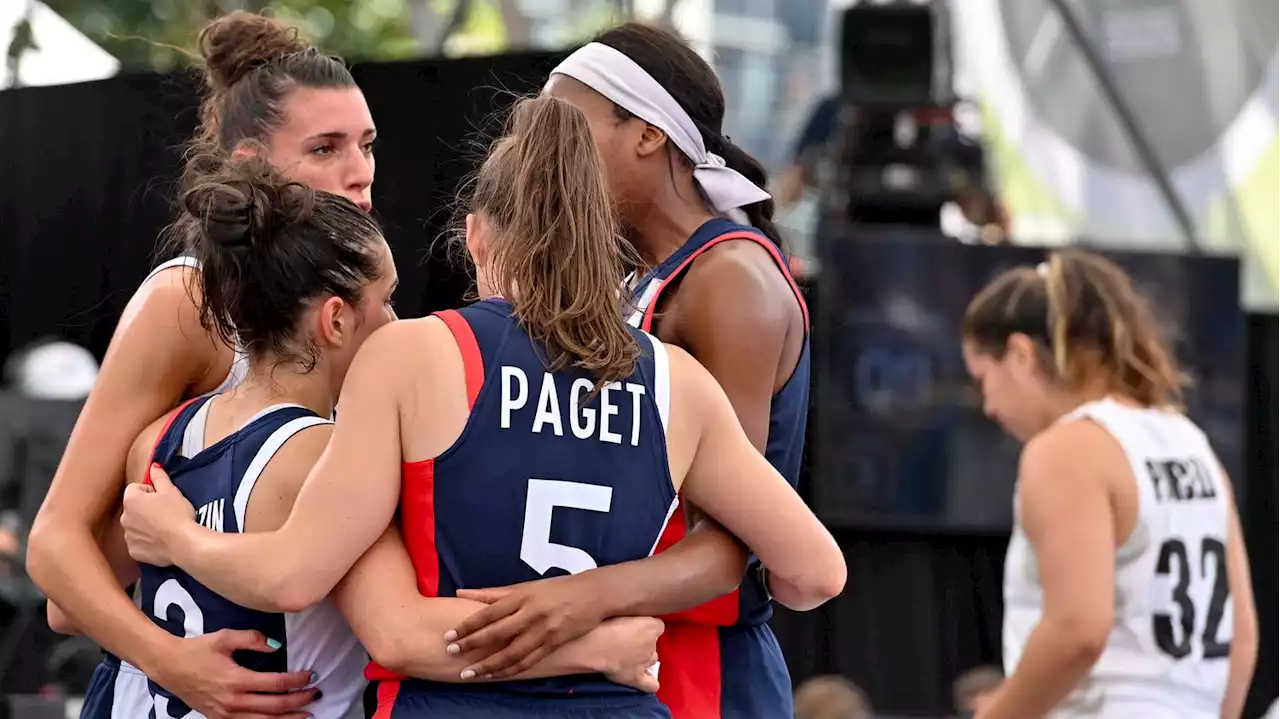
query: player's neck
629 197 715 268
225 364 337 421
1049 376 1125 421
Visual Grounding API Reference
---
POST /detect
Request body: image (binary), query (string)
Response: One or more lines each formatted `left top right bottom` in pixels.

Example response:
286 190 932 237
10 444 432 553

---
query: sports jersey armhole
434 309 485 411
232 416 332 532
639 230 810 333
144 396 204 486
641 332 671 434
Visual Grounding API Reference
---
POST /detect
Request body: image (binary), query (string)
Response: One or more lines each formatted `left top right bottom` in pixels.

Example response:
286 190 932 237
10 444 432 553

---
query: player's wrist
165 519 204 568
135 628 183 678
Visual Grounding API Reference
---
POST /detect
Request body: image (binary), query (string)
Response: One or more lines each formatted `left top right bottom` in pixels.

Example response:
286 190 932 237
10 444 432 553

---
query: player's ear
314 295 350 347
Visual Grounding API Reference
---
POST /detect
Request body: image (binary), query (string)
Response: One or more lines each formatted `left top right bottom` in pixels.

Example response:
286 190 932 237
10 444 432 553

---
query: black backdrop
0 52 1275 717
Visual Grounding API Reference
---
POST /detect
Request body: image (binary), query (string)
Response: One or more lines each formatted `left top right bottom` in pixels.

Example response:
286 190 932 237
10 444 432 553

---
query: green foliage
42 0 422 71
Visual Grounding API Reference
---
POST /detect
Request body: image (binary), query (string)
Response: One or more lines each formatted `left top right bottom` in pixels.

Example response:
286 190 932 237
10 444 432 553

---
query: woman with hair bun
26 10 378 717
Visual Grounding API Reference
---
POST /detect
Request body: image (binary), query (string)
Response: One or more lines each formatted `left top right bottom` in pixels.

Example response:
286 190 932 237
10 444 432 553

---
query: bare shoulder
349 317 447 377
122 265 201 336
243 422 335 533
115 263 228 389
256 423 335 491
1019 419 1125 497
270 422 335 469
662 342 710 393
124 414 176 487
663 342 730 422
678 239 794 327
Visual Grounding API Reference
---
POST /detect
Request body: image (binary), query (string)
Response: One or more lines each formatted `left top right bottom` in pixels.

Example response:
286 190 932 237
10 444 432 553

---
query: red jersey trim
640 231 810 332
143 397 202 486
434 309 484 410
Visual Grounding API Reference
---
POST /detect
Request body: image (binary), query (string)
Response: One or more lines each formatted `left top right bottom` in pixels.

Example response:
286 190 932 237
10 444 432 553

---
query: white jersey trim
640 331 671 435
142 256 201 285
232 415 332 531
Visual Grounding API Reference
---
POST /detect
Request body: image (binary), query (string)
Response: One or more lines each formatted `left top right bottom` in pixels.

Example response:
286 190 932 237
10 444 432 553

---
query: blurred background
0 0 1276 717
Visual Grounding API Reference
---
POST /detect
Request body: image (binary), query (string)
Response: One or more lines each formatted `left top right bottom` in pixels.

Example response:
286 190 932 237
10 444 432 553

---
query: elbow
268 570 327 608
364 634 410 675
254 565 330 614
803 557 848 609
45 602 79 636
1051 614 1109 666
773 552 847 612
24 516 62 590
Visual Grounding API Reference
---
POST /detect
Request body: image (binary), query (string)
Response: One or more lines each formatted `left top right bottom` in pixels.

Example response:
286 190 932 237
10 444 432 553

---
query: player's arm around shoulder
31 266 228 659
668 345 845 611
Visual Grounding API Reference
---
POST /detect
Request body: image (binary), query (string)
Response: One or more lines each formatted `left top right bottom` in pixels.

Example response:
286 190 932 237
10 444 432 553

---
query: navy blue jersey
137 396 366 719
367 299 676 710
625 218 810 719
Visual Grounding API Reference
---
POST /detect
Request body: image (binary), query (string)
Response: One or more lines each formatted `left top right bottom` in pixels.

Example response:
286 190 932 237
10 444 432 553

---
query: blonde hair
963 249 1190 408
470 95 640 387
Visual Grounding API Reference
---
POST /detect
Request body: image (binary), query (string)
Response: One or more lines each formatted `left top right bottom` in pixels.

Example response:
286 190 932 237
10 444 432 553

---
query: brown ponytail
471 95 640 387
964 249 1190 408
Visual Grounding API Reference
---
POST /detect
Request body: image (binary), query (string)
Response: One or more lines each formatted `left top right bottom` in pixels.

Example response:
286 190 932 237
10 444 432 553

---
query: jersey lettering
1153 536 1231 660
520 478 614 575
195 499 224 532
500 366 647 446
1146 458 1218 502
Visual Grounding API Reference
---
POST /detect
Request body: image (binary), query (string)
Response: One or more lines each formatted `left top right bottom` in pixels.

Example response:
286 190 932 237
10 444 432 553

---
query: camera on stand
818 0 999 238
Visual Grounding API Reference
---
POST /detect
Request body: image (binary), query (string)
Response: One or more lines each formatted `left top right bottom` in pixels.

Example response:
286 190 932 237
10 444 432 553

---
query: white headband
549 42 772 220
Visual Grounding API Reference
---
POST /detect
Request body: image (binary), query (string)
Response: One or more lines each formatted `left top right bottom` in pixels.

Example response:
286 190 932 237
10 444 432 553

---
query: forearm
361 595 611 681
977 620 1102 719
173 525 320 613
595 520 746 619
1221 626 1257 719
27 520 173 670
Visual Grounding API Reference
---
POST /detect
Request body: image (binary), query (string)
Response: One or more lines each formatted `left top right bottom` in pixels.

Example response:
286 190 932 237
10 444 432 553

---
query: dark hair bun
198 11 309 92
182 153 314 250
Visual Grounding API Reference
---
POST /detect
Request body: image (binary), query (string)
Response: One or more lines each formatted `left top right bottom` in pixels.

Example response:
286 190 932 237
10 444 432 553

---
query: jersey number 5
520 478 614 576
1153 537 1231 660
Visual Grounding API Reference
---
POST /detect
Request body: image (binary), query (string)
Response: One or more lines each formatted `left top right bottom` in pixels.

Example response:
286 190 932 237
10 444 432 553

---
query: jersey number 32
1153 536 1231 660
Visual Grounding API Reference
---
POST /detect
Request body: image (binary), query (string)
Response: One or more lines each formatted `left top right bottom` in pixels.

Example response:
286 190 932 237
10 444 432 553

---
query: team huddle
24 10 1256 719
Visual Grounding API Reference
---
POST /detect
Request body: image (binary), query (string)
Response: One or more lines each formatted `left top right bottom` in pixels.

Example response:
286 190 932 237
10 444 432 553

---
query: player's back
1004 398 1233 718
379 298 675 712
137 396 365 719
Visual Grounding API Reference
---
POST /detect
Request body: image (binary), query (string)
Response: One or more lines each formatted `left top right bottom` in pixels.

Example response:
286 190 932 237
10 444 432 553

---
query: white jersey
1003 398 1234 719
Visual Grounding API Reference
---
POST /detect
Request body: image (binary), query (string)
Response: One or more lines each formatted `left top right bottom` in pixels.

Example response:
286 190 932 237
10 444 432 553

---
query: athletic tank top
1003 398 1233 718
626 218 811 627
366 299 676 698
139 396 365 719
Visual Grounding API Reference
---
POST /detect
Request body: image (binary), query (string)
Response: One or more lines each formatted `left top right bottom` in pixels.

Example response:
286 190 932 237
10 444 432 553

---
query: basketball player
28 11 374 717
106 153 665 718
40 12 761 715
961 250 1257 719
118 95 846 718
444 23 810 719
